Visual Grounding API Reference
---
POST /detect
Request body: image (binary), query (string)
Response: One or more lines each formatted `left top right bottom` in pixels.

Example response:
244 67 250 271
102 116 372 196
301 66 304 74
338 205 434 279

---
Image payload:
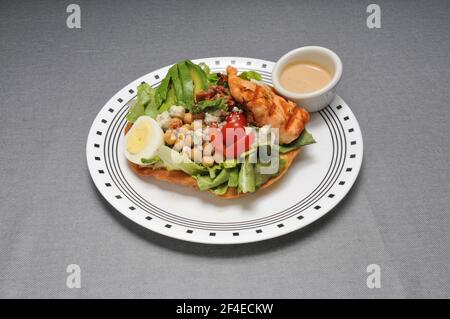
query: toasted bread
125 123 301 198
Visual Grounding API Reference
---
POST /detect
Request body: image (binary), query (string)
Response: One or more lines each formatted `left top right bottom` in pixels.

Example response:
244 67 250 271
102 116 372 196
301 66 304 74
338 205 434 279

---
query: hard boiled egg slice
124 116 163 165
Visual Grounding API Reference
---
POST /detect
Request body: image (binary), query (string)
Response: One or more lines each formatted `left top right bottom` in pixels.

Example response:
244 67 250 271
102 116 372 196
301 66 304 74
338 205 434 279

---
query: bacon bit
195 85 228 101
217 73 228 86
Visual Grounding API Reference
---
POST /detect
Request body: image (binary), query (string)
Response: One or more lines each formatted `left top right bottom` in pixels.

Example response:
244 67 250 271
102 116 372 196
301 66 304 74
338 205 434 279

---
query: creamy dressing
280 61 332 94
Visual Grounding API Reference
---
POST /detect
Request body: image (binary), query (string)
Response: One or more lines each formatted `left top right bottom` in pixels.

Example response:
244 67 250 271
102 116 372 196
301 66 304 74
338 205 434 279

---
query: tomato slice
225 111 247 127
221 122 246 147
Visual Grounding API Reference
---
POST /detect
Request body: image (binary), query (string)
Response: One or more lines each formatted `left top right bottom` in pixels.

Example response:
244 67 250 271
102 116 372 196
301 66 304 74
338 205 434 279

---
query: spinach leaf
278 129 316 153
239 71 262 81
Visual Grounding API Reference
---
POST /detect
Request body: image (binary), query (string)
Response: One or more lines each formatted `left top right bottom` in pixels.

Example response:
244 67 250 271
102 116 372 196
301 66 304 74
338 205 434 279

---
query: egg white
124 116 164 165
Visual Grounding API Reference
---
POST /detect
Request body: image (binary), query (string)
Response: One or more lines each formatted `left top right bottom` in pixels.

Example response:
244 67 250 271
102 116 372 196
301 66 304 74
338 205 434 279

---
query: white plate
86 57 363 244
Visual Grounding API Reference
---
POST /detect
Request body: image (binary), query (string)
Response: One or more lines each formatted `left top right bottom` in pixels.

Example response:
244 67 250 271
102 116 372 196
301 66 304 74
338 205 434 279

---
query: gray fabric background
0 0 448 298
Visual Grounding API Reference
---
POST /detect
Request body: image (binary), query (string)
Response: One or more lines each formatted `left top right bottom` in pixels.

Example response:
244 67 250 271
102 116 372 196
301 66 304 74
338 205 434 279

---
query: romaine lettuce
126 83 159 122
196 169 231 191
157 145 207 175
238 157 256 193
208 164 222 179
211 183 229 195
228 167 239 187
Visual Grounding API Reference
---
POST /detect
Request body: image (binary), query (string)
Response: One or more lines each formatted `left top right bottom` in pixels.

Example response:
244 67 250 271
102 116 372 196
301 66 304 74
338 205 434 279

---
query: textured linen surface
0 0 448 298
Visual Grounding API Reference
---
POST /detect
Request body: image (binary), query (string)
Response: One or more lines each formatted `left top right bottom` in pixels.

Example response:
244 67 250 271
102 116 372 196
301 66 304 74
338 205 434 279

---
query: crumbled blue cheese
169 105 185 118
193 129 204 147
181 145 191 157
204 112 220 125
156 111 171 130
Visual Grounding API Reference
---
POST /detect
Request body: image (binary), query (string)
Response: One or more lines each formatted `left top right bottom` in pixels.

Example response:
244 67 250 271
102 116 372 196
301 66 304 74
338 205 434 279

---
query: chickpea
164 130 177 145
202 156 214 167
183 112 193 124
168 118 183 129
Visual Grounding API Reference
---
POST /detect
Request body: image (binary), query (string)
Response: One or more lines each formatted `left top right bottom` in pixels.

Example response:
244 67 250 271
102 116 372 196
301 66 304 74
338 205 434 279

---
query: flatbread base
125 122 300 198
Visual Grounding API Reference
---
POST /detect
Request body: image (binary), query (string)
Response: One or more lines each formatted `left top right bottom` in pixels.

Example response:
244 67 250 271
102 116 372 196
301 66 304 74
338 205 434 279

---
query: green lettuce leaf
239 71 262 81
155 71 171 107
140 156 162 165
211 183 229 195
238 157 256 193
126 83 159 122
228 167 239 187
208 164 222 179
126 100 144 123
198 63 219 85
278 129 316 153
157 145 207 175
196 169 231 191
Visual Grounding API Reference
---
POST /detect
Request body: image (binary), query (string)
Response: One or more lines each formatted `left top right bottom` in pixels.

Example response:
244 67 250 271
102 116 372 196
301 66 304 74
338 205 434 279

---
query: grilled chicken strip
227 66 310 144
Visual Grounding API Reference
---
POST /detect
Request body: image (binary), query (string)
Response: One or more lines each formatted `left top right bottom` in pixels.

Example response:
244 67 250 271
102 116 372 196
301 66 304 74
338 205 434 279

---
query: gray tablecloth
0 0 448 298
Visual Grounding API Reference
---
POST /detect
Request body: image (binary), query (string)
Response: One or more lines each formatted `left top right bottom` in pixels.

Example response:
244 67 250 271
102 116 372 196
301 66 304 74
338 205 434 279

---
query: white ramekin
272 46 343 112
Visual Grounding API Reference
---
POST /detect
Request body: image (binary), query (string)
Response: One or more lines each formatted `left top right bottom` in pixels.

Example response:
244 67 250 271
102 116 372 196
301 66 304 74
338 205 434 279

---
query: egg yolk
127 121 152 154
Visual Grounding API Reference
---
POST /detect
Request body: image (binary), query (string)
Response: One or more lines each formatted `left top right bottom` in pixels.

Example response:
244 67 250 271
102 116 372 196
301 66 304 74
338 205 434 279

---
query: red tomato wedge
208 111 254 159
223 131 256 159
